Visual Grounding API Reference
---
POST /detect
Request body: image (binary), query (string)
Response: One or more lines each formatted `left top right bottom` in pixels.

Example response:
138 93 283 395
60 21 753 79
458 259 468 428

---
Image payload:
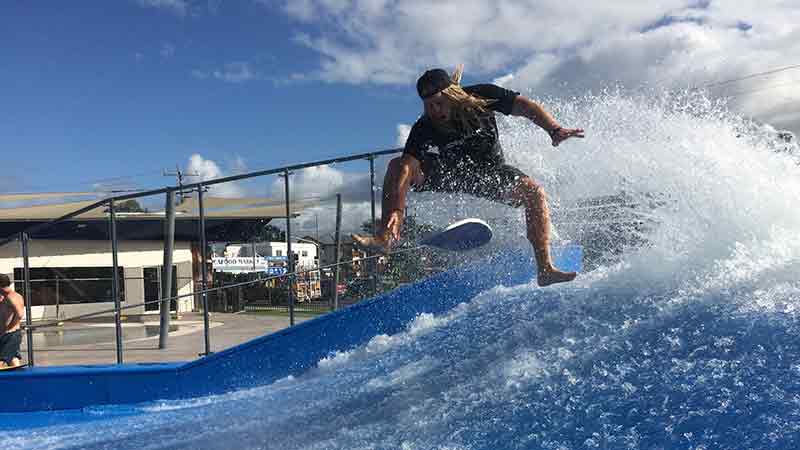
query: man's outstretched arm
511 95 585 147
352 153 423 252
381 153 423 243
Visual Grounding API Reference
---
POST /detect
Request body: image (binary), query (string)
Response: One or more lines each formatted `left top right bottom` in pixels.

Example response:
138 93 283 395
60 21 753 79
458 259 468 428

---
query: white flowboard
420 218 493 251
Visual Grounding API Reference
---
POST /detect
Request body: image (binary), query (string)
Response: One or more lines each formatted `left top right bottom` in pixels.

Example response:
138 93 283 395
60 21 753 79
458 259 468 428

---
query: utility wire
725 79 800 99
702 63 800 89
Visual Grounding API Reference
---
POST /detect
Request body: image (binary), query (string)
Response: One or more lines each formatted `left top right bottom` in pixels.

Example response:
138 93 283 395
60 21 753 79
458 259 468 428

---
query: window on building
143 266 178 312
276 250 283 256
13 267 125 306
302 251 308 257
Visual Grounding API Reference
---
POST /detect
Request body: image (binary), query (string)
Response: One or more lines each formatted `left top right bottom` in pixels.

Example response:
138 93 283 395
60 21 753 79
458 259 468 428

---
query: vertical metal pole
252 241 257 270
283 170 295 326
108 199 124 364
332 194 342 311
55 276 60 320
369 156 378 296
20 233 34 366
198 186 211 356
159 189 175 349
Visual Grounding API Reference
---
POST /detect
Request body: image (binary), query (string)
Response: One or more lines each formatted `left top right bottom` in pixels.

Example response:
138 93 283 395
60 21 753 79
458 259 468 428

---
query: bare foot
11 357 22 367
351 233 392 254
537 269 577 287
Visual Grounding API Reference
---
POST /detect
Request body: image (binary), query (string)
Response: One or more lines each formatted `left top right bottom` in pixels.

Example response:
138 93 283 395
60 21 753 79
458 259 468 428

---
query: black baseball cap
416 68 451 99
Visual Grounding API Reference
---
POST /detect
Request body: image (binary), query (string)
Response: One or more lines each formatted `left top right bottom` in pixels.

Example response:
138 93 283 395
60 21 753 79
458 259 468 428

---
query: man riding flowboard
353 66 584 287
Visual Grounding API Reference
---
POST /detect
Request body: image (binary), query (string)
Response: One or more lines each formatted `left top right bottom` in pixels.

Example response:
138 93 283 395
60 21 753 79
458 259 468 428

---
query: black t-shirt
403 83 520 165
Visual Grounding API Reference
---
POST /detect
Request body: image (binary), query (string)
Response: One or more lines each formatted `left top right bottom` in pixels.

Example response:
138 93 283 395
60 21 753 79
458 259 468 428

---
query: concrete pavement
19 312 315 367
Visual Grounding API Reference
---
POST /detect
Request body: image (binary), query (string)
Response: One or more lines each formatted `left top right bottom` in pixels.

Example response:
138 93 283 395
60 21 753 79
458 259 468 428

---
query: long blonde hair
438 64 497 134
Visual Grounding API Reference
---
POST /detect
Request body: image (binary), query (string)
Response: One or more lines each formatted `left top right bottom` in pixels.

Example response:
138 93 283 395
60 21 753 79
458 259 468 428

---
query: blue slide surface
0 246 582 428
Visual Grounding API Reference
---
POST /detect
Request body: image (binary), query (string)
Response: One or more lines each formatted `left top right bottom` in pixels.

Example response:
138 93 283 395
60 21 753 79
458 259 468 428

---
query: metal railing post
20 232 34 366
108 199 124 364
159 189 176 349
369 156 378 296
198 185 212 356
55 276 60 320
283 170 295 326
333 194 342 311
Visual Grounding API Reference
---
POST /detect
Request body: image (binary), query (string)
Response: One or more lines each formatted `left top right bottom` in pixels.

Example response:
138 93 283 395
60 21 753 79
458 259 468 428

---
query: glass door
143 266 177 312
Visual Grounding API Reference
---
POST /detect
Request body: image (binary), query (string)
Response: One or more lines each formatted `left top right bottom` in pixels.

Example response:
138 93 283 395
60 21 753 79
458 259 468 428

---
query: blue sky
1 1 421 193
2 0 798 206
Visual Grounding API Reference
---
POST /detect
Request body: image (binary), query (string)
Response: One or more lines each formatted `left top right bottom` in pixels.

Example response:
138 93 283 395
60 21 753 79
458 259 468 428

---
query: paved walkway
20 312 315 366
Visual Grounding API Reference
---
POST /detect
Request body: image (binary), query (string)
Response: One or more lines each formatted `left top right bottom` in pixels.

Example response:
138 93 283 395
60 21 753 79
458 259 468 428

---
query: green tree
360 214 447 291
115 199 147 212
207 219 286 243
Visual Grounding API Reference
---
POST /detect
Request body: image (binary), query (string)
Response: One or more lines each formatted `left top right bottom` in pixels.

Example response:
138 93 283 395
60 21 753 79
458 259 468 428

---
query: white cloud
396 123 411 147
278 0 692 83
186 154 246 198
291 202 375 239
265 164 382 236
492 73 515 87
230 156 249 174
190 69 208 79
174 155 379 235
282 0 316 22
193 62 258 83
214 62 257 83
137 0 189 17
267 164 375 204
276 0 800 134
160 42 176 58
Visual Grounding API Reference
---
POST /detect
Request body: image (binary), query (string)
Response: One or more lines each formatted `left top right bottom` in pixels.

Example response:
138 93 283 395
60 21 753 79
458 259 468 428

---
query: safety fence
0 147 416 366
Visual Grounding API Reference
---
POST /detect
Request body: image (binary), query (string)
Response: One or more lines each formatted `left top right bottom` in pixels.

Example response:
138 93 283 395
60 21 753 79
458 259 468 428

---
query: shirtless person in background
0 273 25 368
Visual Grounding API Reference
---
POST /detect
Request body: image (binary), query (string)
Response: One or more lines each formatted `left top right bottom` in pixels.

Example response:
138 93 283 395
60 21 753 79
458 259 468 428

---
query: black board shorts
414 154 528 207
0 329 22 364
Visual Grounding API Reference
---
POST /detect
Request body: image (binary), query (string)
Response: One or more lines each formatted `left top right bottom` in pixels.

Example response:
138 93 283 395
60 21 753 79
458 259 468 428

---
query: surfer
0 273 25 368
353 66 584 286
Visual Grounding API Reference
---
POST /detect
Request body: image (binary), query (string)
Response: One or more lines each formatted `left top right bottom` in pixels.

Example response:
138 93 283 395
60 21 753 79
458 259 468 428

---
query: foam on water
9 89 800 449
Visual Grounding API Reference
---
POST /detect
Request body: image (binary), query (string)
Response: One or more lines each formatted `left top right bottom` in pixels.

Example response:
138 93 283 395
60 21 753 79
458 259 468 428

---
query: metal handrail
24 245 423 331
0 147 403 248
8 146 406 364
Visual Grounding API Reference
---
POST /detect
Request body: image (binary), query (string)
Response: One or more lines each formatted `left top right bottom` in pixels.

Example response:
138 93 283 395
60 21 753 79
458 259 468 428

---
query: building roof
0 192 98 202
0 196 312 221
0 196 315 242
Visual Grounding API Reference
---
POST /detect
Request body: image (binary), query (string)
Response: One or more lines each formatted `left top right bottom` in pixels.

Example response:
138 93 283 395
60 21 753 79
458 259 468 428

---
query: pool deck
19 312 314 367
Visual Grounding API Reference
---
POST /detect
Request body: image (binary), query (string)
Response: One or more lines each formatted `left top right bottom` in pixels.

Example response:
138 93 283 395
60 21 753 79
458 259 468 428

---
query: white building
232 242 318 268
222 241 321 300
0 239 194 321
0 195 306 320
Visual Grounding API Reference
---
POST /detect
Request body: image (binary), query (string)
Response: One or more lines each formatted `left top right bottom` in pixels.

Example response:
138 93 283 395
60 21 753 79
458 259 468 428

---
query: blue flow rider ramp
0 245 582 427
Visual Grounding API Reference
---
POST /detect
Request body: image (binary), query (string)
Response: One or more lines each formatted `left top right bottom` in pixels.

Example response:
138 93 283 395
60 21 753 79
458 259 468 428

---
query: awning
0 196 312 221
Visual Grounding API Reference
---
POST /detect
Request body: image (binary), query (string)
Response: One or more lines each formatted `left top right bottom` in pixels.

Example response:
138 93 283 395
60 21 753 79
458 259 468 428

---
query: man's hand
510 97 586 147
550 127 585 147
351 209 404 254
385 209 404 244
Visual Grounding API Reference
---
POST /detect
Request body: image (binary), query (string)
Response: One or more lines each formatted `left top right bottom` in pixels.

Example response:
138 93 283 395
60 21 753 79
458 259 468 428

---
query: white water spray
9 89 800 450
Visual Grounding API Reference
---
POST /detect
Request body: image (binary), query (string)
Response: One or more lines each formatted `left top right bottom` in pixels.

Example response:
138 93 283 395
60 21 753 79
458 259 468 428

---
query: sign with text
212 257 287 275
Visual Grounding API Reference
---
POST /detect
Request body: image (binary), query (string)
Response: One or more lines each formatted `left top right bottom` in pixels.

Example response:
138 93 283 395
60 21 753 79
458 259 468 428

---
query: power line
702 63 800 89
725 79 800 99
20 172 156 193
